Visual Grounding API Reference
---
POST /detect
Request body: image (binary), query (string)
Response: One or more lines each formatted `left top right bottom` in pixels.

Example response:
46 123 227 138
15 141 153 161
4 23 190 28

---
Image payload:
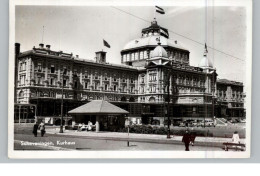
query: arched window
121 97 126 102
19 91 24 98
149 97 156 102
129 97 135 102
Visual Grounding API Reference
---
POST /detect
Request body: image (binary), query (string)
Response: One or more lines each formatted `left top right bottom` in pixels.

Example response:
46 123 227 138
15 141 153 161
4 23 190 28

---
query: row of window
89 82 135 93
36 63 68 75
217 91 243 99
122 51 189 63
168 52 189 63
122 51 149 62
35 62 136 81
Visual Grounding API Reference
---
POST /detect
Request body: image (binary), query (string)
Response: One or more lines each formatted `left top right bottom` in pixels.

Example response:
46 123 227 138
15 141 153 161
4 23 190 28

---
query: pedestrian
32 122 39 137
38 121 45 137
182 130 191 151
87 121 93 131
77 123 82 131
232 131 240 144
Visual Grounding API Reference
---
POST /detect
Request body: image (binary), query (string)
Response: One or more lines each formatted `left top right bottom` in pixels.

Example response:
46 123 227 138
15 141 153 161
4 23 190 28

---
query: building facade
215 79 245 119
14 19 245 125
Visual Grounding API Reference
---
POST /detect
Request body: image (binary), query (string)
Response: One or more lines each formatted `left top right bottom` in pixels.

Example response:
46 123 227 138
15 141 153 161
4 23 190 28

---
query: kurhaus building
14 19 245 126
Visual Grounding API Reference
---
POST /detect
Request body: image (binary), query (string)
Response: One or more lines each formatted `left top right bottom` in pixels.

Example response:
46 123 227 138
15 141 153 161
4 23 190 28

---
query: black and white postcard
8 0 252 158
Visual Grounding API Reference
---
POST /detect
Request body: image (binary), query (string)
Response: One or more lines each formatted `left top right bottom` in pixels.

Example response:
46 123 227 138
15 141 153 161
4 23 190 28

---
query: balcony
93 78 100 82
103 78 110 82
112 79 118 83
83 76 91 80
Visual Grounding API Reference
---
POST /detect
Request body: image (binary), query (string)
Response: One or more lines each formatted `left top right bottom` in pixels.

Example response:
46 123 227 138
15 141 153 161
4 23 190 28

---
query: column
72 116 76 127
69 69 73 88
90 71 93 90
65 119 69 126
157 69 160 94
95 115 100 132
58 65 61 83
159 118 164 126
127 77 129 93
31 58 35 84
118 77 121 93
80 68 83 89
45 61 48 86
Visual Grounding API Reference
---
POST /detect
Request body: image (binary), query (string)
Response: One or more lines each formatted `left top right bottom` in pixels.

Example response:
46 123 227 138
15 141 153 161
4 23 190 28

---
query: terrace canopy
68 100 129 132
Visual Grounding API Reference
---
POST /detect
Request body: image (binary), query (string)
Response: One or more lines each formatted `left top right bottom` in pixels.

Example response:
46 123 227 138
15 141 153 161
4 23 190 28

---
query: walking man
32 122 39 137
39 121 45 137
182 130 191 151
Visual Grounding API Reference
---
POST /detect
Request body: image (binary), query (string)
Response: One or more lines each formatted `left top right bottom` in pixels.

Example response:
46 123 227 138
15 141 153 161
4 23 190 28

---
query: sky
15 5 247 83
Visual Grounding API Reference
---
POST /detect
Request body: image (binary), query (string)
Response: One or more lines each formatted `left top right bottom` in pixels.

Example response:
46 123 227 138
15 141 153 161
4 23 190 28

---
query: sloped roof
217 79 243 86
68 100 129 115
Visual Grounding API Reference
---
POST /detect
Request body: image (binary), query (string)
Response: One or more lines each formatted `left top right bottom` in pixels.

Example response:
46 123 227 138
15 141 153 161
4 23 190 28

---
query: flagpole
42 26 44 43
154 6 156 20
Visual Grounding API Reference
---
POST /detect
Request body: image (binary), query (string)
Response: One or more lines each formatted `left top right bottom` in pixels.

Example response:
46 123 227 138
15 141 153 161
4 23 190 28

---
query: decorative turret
150 38 168 58
199 43 213 69
146 39 170 66
141 18 169 38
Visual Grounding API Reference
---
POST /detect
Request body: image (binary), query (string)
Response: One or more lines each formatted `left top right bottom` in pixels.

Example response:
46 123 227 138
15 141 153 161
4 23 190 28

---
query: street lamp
166 68 171 139
60 69 67 133
166 78 171 139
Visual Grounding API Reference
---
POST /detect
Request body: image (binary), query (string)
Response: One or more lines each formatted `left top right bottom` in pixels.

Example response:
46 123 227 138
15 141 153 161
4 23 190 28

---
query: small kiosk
68 100 129 132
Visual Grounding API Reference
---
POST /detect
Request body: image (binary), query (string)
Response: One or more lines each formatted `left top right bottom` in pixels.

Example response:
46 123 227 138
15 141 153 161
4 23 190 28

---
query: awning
68 100 129 115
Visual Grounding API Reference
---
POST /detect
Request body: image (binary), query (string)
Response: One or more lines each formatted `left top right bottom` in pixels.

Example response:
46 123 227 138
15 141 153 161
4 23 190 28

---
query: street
14 133 222 151
13 123 247 151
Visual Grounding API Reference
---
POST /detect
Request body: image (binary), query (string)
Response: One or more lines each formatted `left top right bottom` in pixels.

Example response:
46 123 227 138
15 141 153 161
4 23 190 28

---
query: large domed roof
150 44 168 58
122 35 187 51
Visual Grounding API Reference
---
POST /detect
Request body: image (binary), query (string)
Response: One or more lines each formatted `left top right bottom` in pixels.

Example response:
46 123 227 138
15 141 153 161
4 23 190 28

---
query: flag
103 39 111 48
205 43 208 52
155 6 165 14
159 28 169 38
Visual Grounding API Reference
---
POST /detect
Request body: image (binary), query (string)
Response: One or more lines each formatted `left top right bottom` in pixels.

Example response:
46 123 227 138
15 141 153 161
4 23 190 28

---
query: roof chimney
76 55 79 58
46 44 51 50
39 43 44 49
15 43 20 56
95 51 106 64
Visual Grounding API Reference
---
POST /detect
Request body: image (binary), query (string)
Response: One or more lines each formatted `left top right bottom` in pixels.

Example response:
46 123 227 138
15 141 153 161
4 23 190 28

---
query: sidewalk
46 128 246 148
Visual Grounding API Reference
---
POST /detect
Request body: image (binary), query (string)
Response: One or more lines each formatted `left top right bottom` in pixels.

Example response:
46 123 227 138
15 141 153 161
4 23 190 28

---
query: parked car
190 121 198 127
205 120 215 127
198 120 215 127
173 121 182 126
196 120 204 127
179 122 186 127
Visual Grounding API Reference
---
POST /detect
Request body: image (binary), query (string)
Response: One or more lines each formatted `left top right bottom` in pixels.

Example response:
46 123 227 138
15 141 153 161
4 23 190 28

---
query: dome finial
204 43 208 56
199 43 213 68
152 18 157 25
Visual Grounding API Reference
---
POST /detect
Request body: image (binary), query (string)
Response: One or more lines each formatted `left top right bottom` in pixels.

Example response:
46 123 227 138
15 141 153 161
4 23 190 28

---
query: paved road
14 133 222 151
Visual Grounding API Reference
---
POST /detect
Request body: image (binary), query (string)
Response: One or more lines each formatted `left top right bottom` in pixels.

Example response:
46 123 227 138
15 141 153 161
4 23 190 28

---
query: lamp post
166 75 171 139
166 68 171 139
60 69 66 133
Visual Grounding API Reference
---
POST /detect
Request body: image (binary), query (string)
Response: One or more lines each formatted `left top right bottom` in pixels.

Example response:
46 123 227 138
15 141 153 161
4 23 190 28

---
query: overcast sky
15 5 247 83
